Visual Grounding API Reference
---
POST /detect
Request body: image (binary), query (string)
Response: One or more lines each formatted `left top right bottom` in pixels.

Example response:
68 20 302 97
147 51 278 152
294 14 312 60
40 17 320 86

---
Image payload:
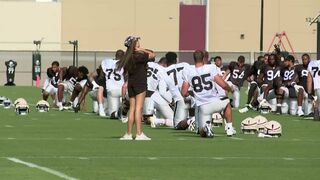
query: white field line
0 137 320 142
7 157 78 180
230 137 244 140
2 156 320 160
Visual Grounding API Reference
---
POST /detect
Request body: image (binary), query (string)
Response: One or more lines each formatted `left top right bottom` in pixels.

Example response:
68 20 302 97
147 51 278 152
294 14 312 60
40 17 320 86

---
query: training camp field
0 86 320 180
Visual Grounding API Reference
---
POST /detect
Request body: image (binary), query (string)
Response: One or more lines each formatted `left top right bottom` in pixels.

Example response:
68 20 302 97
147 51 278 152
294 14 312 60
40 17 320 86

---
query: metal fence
0 50 317 86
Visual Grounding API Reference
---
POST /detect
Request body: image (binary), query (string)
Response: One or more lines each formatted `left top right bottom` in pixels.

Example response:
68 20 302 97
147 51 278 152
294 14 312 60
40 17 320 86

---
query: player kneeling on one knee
181 50 236 138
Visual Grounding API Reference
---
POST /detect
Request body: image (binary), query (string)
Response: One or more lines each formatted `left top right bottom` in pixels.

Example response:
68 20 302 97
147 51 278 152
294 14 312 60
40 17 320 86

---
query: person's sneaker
226 127 236 136
149 116 156 128
204 121 214 138
74 103 80 113
135 132 151 140
119 133 133 140
58 105 64 111
297 109 304 117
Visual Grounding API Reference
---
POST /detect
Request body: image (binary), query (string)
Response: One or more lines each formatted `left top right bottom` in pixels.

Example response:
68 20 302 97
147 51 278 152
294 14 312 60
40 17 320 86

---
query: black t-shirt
128 52 149 85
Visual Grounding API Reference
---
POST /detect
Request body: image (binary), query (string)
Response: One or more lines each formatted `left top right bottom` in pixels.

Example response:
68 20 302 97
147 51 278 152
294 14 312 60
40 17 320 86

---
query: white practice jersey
101 59 124 90
308 60 320 89
183 64 221 106
147 62 182 102
147 62 162 92
166 62 190 90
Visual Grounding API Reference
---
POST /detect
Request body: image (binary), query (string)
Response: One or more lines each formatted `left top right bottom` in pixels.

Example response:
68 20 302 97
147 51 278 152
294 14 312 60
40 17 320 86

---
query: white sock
298 106 302 111
99 103 104 112
226 122 233 129
93 101 98 112
277 104 281 107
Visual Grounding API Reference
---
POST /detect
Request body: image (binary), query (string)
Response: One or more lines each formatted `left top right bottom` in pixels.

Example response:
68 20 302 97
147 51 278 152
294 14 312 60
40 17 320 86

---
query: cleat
120 133 133 140
188 118 196 132
63 102 73 110
99 110 106 117
74 103 80 113
297 109 304 117
226 127 236 136
239 106 249 113
58 105 64 111
204 121 214 138
135 132 151 140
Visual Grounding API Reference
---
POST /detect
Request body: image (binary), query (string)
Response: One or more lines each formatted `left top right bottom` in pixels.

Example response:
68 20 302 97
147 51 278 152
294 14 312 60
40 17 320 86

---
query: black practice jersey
227 61 251 87
261 64 282 84
281 66 296 87
47 67 59 88
295 64 309 89
251 60 264 81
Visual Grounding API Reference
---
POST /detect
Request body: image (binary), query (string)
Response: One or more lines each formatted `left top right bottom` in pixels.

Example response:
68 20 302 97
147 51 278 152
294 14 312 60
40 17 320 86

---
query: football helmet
36 100 50 112
14 98 29 115
3 98 12 109
0 96 6 105
254 115 268 133
212 113 224 127
263 120 282 137
14 98 28 107
259 99 272 114
241 117 258 134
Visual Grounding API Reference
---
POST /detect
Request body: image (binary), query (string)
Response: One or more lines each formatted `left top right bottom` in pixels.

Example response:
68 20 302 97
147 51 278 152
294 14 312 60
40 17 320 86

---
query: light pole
310 12 320 59
69 40 79 67
260 0 264 52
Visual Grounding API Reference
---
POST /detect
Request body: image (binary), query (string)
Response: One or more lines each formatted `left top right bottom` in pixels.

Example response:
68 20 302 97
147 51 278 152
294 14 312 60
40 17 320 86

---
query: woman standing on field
117 36 155 140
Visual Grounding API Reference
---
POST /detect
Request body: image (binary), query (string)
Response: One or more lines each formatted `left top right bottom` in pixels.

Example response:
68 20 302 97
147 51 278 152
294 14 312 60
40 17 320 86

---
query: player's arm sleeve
158 79 172 103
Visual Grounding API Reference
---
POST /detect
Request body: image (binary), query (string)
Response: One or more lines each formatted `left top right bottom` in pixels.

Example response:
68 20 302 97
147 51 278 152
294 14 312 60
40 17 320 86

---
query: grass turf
0 86 320 180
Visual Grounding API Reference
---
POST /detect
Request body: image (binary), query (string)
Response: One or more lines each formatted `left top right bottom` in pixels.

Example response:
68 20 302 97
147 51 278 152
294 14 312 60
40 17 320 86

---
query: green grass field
0 86 320 180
